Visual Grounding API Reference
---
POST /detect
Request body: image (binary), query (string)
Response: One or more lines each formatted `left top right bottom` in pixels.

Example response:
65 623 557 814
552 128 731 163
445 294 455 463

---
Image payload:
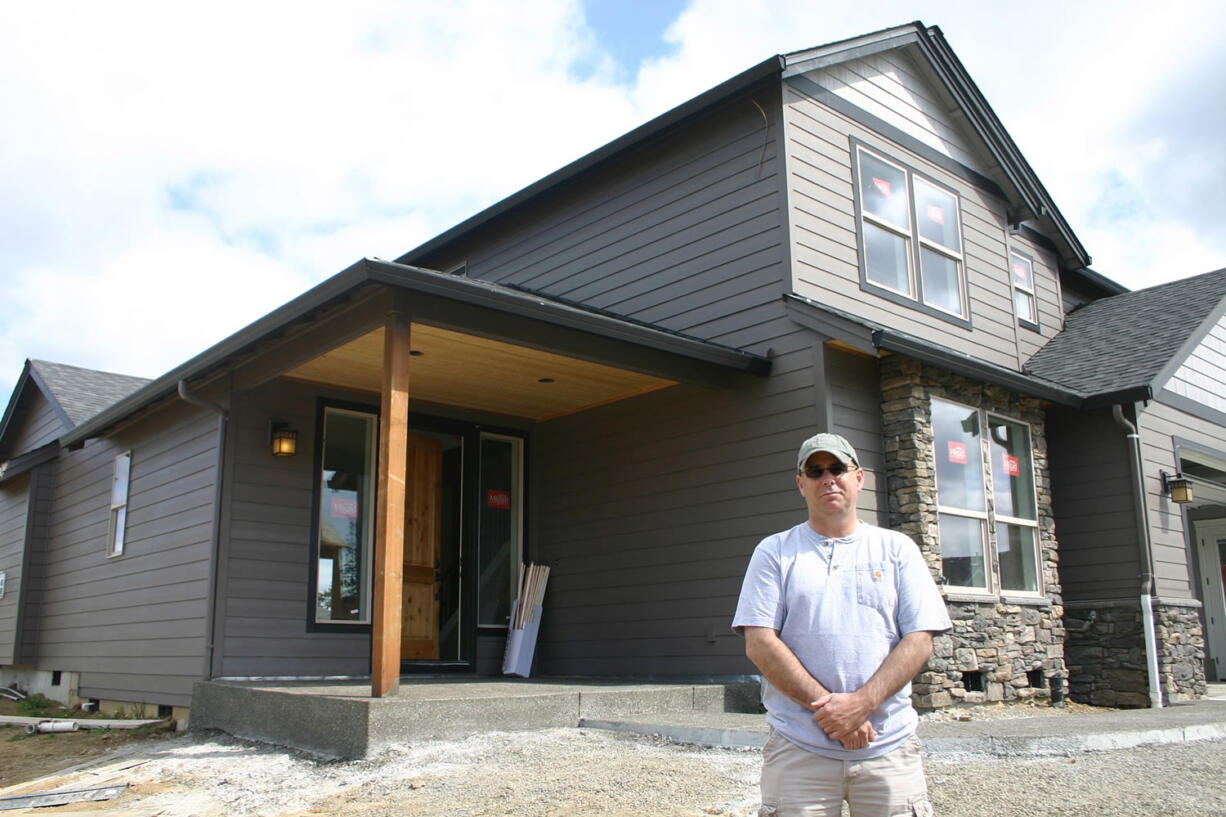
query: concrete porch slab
190 678 760 759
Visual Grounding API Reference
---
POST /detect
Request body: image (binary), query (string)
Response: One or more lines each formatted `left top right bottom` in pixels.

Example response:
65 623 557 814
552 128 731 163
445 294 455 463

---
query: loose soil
0 697 177 789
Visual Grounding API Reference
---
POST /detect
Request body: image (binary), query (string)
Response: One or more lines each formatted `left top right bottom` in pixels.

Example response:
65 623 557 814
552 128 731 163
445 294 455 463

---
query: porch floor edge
188 678 761 759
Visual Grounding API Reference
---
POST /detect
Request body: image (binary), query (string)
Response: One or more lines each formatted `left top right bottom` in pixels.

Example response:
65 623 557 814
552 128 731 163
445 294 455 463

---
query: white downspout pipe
1112 404 1163 708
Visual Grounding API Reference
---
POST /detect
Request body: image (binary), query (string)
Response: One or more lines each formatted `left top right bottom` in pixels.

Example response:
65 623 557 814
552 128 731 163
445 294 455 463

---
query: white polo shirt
733 521 951 760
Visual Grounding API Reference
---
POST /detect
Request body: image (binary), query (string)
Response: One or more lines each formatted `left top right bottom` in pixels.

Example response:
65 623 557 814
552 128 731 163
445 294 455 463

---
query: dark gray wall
0 473 30 664
30 401 217 707
416 83 786 353
1047 405 1142 601
213 378 375 678
531 325 820 676
4 390 65 459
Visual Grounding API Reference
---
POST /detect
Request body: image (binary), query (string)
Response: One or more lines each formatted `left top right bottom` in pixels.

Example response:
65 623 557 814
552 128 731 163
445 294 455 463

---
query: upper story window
1009 250 1039 330
107 451 131 557
932 398 1041 597
853 141 969 326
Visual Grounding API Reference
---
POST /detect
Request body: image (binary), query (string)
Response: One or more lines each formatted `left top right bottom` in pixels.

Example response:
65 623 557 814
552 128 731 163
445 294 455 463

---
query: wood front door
401 432 442 659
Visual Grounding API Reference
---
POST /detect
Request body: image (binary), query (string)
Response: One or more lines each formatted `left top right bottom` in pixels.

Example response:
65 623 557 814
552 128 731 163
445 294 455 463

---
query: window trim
986 412 1042 596
476 431 526 630
931 398 1045 599
307 399 379 633
932 398 991 592
107 451 131 558
851 138 972 330
1008 248 1041 332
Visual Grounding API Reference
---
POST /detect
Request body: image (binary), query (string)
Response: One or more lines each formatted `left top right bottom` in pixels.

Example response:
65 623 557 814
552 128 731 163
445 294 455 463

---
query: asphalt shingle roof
1024 268 1226 398
30 359 151 427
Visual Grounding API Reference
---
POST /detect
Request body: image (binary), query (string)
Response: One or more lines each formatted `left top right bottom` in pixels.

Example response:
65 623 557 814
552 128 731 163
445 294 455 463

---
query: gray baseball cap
796 432 859 471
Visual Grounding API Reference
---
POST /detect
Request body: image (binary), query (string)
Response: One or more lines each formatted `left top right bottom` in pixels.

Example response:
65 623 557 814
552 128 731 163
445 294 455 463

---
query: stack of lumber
511 563 549 629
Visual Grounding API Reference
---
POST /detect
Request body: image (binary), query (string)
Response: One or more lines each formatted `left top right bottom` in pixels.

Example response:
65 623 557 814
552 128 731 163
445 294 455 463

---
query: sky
2 0 1224 400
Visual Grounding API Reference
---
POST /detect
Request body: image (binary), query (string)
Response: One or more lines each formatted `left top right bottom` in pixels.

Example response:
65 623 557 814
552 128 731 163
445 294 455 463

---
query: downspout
1112 403 1163 708
178 380 228 683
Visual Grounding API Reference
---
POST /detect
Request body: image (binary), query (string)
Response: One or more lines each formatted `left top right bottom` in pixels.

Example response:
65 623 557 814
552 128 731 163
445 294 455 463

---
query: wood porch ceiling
282 324 677 421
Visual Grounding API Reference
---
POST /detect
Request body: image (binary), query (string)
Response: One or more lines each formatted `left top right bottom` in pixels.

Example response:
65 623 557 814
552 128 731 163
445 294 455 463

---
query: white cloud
2 0 1225 402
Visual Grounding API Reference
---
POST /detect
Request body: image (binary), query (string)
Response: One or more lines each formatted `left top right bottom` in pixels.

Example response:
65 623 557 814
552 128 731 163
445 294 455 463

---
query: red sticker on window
1012 262 1029 283
872 177 892 197
948 441 967 464
1003 454 1020 477
330 496 358 519
487 489 511 509
926 204 945 225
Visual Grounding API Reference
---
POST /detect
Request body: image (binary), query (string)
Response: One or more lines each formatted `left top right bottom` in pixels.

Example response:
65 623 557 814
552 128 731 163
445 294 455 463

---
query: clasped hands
810 691 877 750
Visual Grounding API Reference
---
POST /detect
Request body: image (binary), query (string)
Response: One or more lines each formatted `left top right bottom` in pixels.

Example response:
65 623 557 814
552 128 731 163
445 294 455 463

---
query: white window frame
986 412 1043 597
853 141 970 326
1009 250 1039 330
931 398 1044 598
932 398 991 593
107 451 131 557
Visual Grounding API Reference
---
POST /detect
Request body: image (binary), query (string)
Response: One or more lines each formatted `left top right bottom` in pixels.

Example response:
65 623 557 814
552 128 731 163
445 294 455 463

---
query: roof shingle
1024 268 1226 398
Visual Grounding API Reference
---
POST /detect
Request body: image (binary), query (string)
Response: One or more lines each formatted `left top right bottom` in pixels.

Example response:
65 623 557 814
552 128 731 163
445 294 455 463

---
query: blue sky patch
579 0 687 80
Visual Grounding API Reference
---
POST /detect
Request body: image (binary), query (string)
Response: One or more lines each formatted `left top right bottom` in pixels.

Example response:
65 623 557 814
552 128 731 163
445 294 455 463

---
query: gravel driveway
10 727 1226 816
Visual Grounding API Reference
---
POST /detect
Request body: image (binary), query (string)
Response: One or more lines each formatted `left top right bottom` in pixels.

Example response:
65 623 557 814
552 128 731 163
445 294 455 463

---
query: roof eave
63 258 772 447
915 26 1091 269
62 261 375 447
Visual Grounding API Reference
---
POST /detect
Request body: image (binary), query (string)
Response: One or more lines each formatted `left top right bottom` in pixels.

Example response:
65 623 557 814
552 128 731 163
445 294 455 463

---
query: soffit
282 323 676 422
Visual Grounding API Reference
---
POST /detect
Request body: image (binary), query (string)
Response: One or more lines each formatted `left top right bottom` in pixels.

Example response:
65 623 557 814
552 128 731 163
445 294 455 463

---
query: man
733 432 951 817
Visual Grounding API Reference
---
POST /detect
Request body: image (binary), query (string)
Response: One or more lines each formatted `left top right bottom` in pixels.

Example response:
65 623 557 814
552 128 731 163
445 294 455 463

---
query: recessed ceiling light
409 350 423 356
538 377 555 383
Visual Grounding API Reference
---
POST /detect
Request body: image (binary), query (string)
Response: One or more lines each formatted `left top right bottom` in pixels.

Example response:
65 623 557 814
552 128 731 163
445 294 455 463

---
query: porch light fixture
269 422 297 457
1161 470 1194 504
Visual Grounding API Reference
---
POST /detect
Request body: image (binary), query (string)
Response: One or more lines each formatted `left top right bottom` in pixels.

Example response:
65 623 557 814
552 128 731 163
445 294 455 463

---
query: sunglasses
801 463 857 479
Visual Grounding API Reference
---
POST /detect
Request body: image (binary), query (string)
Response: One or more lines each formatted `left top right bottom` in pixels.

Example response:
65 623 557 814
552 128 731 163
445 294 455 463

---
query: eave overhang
784 294 1151 409
63 259 770 447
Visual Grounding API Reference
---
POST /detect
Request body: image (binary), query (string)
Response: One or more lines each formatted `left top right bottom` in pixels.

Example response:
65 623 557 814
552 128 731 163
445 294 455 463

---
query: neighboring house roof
1024 268 1226 401
397 21 1105 289
0 358 150 447
0 359 149 481
27 359 151 427
61 258 771 448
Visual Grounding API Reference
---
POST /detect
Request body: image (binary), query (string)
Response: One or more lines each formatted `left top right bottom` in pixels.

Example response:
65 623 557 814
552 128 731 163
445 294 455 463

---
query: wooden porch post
371 315 411 697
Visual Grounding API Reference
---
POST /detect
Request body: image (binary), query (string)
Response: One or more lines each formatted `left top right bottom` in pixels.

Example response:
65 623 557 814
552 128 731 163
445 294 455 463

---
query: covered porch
206 258 770 695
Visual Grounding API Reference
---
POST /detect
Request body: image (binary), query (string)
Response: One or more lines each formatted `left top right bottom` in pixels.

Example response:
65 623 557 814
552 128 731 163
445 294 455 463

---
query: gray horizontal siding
1139 400 1226 600
1046 406 1142 601
0 473 30 664
5 391 65 458
33 401 218 707
825 346 884 523
415 84 787 352
783 83 1035 372
806 51 991 174
213 379 373 679
532 325 822 677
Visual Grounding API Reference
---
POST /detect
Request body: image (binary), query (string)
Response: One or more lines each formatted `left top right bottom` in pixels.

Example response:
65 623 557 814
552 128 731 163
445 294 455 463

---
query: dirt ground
0 698 177 789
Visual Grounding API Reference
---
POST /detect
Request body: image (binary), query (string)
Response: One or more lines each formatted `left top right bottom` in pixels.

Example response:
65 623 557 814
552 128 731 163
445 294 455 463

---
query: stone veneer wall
880 357 1066 710
1064 600 1206 707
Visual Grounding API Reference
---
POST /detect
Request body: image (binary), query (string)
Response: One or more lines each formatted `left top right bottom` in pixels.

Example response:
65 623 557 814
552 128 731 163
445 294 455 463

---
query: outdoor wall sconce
1161 470 1194 504
269 422 297 457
